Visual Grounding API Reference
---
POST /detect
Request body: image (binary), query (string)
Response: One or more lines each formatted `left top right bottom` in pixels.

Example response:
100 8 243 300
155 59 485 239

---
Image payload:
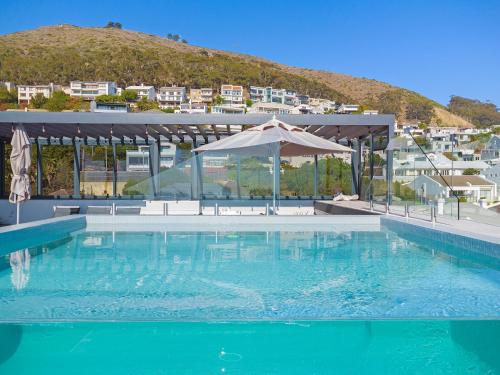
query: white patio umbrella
194 116 353 213
9 124 31 224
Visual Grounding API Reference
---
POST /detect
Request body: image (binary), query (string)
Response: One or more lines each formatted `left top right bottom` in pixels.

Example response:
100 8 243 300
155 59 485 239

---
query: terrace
0 112 394 223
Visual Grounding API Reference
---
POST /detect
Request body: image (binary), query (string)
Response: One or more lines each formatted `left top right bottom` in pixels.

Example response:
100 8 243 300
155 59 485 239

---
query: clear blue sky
1 0 499 106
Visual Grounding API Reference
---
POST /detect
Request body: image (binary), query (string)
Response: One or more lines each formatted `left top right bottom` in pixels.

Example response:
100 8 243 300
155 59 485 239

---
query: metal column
73 140 81 198
313 155 318 198
236 155 241 199
0 141 4 198
369 133 374 200
148 139 160 197
190 143 197 199
350 139 361 195
36 139 43 196
112 142 117 197
196 151 203 200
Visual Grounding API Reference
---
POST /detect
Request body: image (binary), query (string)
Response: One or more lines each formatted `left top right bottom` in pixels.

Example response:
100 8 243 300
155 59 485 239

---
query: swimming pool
0 216 499 373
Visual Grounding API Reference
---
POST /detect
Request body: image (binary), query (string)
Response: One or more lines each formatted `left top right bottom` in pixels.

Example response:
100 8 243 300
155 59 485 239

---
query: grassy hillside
0 25 473 126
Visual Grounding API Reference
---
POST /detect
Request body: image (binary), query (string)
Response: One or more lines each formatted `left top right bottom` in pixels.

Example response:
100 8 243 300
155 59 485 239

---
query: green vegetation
28 91 85 111
448 96 500 127
213 95 223 105
245 98 253 107
136 97 159 111
463 168 480 175
105 21 122 29
161 107 175 113
29 93 48 108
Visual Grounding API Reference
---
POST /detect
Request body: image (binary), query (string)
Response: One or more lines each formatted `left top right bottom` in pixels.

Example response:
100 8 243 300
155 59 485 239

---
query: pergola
0 112 395 199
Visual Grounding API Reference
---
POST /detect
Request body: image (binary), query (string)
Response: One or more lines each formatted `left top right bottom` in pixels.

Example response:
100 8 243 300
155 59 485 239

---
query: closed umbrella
194 116 353 214
9 124 31 224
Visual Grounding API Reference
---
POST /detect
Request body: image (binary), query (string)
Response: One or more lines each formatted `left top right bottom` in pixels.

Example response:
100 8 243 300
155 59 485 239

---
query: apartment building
189 88 213 104
17 83 59 104
247 102 296 115
212 105 245 114
249 86 297 106
337 104 360 113
157 86 187 108
178 103 208 114
220 85 243 105
126 143 177 171
125 84 156 101
70 81 117 100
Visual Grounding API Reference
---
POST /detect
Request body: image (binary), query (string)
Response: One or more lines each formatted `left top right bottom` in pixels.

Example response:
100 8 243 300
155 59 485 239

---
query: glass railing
362 134 500 227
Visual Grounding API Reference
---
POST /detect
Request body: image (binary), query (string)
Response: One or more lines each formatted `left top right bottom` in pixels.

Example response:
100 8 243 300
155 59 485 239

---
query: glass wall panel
280 156 314 198
3 143 38 197
237 155 273 199
41 145 73 197
115 144 153 199
158 143 192 199
317 155 352 197
80 145 113 197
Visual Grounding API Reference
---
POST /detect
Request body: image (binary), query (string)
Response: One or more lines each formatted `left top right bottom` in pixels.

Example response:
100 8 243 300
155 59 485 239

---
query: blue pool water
0 227 499 321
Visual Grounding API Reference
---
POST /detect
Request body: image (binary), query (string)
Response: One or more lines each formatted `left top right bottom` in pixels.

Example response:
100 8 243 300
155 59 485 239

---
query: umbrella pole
16 201 20 224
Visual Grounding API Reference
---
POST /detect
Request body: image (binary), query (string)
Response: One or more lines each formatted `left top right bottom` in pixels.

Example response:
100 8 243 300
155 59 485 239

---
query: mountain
448 96 500 127
0 25 473 127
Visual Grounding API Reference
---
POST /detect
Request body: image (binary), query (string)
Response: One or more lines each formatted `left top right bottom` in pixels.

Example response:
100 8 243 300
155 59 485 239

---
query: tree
214 95 223 105
0 87 17 103
105 21 122 29
162 107 175 113
136 97 159 111
181 39 188 44
120 89 138 102
96 94 123 103
43 91 69 112
29 93 48 109
245 98 253 107
463 168 480 175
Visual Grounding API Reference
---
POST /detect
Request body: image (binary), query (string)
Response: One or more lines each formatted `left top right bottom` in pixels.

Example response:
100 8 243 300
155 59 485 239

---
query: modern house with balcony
407 175 497 203
157 86 187 108
126 143 177 171
247 102 296 115
178 103 208 114
220 85 244 105
189 88 213 104
125 84 156 101
17 83 60 104
70 81 117 100
249 86 298 106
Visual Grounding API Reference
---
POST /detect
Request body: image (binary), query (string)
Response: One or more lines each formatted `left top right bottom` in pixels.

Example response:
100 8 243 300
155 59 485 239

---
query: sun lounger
86 206 112 215
53 205 80 217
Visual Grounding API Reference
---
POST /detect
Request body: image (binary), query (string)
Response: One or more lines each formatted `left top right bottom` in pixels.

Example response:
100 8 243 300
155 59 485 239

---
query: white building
177 103 208 114
212 105 246 114
126 143 177 171
189 88 213 104
70 81 117 100
393 153 491 182
220 85 243 105
157 86 187 108
17 83 59 104
247 102 296 115
308 98 337 114
249 86 297 106
125 84 156 101
407 175 497 203
337 104 360 113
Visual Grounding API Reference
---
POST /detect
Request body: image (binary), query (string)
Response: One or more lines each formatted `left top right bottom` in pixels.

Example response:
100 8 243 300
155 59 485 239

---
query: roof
126 85 154 90
0 112 395 146
430 175 495 186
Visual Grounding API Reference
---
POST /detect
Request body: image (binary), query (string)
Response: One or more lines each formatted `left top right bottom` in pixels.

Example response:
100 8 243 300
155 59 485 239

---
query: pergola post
72 139 81 198
236 155 241 199
112 142 117 197
273 147 280 213
148 139 160 198
190 142 197 200
314 155 318 198
196 150 203 201
351 139 361 195
0 140 4 198
36 139 43 196
369 133 375 200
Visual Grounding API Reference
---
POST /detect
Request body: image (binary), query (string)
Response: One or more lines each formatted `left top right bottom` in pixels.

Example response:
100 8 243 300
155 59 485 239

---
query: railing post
370 199 373 212
405 203 409 219
163 202 168 216
431 205 436 224
112 203 116 216
266 203 269 216
385 201 389 214
215 203 218 216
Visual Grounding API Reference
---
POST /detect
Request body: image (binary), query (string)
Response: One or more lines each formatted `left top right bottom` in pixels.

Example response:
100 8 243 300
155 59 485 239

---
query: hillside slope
0 25 472 127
